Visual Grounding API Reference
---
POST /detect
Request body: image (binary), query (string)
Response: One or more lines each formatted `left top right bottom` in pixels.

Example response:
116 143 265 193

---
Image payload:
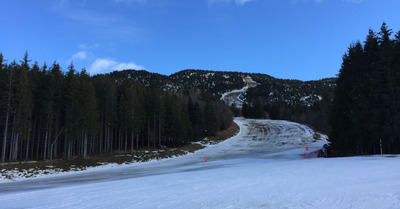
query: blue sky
0 0 399 80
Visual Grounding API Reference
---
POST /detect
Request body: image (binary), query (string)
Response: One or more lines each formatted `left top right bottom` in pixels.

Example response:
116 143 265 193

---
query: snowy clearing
0 118 399 209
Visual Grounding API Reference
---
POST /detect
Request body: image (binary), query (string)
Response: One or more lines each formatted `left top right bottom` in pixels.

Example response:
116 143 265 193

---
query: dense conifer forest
330 23 400 155
0 55 232 162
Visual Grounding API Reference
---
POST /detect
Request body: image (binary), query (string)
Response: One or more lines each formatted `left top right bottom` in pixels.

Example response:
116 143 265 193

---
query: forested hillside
110 69 335 102
109 69 248 96
330 23 400 155
0 55 232 162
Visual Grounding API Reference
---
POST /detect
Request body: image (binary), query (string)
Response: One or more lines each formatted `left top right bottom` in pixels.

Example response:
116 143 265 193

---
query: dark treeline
241 91 332 133
330 23 400 155
0 53 233 162
240 79 334 133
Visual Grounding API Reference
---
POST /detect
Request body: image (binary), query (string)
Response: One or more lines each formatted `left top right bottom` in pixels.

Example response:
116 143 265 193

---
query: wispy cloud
115 0 147 5
68 51 92 66
52 1 146 44
88 58 144 75
78 43 100 51
208 0 230 4
235 0 255 5
208 0 256 6
71 51 88 61
342 0 366 3
291 0 365 3
58 8 119 28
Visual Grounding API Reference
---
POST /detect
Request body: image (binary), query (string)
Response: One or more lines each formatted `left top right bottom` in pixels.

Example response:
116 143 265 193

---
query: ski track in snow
0 118 400 209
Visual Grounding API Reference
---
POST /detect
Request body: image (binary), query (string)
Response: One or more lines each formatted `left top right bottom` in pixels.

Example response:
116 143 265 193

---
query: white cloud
88 58 144 75
52 2 146 43
208 0 230 4
234 0 255 5
71 51 88 60
78 43 100 50
342 0 366 3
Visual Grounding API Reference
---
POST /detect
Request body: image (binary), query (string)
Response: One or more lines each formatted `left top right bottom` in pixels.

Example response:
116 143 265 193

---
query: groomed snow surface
1 118 400 209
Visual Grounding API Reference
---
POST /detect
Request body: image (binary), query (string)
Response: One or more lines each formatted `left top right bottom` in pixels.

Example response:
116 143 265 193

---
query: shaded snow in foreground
0 118 399 209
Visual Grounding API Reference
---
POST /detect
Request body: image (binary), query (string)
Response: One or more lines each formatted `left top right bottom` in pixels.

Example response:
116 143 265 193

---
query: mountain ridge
107 68 335 83
106 69 336 107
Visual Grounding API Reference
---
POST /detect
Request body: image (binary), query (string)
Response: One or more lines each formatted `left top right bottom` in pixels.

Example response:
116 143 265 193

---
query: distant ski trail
221 76 259 108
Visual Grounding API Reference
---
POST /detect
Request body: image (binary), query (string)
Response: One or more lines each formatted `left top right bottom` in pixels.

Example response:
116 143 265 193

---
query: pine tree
48 62 65 160
93 74 117 153
11 52 33 161
78 69 99 158
0 54 12 162
27 61 42 160
270 103 280 120
204 102 218 136
64 63 80 159
194 102 204 135
252 99 265 119
242 102 249 118
392 30 400 153
188 98 203 138
163 94 180 146
378 23 398 153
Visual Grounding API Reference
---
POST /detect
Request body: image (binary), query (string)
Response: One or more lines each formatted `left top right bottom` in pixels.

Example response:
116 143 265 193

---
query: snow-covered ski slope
1 118 400 209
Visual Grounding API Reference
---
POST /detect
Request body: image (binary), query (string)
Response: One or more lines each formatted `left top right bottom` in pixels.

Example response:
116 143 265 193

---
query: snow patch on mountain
221 76 259 108
300 94 323 106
